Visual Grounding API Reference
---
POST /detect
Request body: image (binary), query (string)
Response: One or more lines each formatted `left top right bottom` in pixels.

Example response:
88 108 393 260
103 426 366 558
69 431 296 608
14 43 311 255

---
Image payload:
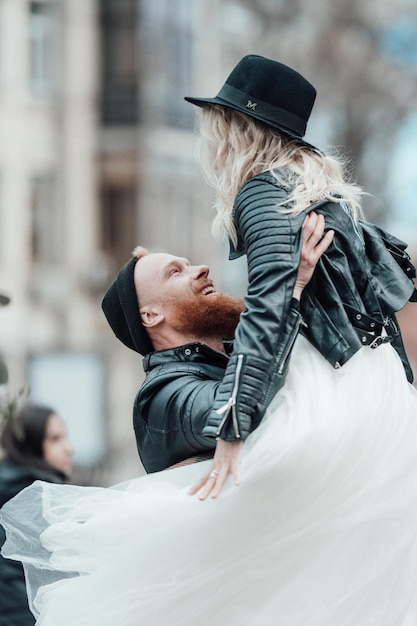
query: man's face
134 252 216 307
134 253 244 338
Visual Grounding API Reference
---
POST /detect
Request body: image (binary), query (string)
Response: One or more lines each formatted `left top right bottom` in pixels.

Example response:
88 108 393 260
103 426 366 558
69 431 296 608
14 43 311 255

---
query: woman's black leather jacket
203 170 417 442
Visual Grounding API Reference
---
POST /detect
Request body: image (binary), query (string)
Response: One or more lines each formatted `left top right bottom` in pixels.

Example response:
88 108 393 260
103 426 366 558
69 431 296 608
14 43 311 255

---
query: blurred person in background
0 293 11 416
0 404 72 626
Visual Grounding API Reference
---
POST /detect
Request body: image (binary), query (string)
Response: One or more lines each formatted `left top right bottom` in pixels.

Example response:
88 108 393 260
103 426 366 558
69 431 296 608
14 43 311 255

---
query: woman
184 54 417 497
181 55 417 617
0 404 72 625
2 57 417 625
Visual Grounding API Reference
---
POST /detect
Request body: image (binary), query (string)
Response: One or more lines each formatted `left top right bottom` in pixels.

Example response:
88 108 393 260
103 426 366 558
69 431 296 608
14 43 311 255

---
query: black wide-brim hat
185 54 317 145
101 256 153 356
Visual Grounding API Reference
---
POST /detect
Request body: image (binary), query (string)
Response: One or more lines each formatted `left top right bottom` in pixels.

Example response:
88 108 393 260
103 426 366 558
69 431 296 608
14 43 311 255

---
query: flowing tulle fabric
2 336 417 625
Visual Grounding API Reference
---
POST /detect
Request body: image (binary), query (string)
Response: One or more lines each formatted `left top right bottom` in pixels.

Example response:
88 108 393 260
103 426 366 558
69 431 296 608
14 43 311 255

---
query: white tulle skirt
2 336 417 626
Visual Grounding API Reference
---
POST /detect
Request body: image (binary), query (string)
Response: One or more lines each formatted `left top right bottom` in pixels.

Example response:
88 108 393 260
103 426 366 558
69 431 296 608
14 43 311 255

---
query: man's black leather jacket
202 170 417 443
134 298 303 473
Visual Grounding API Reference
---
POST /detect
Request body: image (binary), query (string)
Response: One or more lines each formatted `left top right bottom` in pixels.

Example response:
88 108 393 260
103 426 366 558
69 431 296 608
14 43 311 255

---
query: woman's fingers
302 212 334 260
302 211 321 236
188 466 225 500
314 228 334 255
197 466 229 501
188 472 210 496
188 440 243 500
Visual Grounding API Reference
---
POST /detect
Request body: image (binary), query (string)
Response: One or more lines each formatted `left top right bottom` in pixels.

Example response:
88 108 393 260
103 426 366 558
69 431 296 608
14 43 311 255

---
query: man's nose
192 265 209 280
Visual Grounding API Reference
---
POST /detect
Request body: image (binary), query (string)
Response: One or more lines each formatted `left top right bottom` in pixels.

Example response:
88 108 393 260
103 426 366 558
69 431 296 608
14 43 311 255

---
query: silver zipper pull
216 397 235 415
215 354 244 437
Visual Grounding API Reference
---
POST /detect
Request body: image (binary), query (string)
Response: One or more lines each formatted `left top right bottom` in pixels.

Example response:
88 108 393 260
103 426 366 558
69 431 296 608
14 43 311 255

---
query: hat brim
184 95 319 151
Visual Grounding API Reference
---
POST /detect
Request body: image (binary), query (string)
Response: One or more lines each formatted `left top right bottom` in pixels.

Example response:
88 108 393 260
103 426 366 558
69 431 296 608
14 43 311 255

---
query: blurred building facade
0 0 416 484
0 0 232 485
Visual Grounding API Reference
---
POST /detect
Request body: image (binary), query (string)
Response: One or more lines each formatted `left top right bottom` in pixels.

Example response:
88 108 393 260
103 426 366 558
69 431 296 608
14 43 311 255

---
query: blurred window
100 0 139 125
161 0 194 129
100 186 138 268
29 0 57 98
30 174 62 264
28 352 106 466
140 0 194 130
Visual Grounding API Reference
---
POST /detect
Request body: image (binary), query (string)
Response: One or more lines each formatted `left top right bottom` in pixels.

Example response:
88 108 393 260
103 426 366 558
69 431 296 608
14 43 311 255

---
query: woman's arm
202 181 302 442
190 211 333 500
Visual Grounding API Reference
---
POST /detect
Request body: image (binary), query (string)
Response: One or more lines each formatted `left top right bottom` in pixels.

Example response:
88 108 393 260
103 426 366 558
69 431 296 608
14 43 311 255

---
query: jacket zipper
384 315 397 334
215 353 244 438
278 316 305 375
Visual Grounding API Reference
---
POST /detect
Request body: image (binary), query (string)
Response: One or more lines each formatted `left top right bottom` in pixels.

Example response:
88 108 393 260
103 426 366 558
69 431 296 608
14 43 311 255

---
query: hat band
217 83 307 137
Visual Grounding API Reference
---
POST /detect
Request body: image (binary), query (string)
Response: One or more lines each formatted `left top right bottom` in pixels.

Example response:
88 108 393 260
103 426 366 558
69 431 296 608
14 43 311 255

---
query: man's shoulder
138 343 229 400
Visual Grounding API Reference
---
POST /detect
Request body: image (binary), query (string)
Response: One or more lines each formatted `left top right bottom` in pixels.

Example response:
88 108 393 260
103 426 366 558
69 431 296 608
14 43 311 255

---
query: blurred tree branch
224 0 417 221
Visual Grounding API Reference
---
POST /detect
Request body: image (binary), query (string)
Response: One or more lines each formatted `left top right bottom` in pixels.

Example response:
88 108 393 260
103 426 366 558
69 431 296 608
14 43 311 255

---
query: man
102 213 333 480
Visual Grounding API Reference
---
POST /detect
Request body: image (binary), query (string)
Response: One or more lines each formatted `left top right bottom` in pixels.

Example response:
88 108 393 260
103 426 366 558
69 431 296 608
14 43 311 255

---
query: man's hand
188 439 244 500
293 212 334 300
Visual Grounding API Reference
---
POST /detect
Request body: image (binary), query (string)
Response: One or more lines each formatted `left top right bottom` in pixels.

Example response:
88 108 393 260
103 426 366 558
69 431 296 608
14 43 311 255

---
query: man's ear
140 307 164 329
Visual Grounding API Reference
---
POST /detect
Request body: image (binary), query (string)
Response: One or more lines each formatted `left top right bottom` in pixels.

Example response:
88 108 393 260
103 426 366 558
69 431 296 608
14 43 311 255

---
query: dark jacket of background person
0 406 67 626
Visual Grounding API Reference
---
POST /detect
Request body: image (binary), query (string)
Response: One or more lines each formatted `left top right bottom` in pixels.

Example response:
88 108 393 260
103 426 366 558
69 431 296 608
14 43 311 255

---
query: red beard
169 293 245 339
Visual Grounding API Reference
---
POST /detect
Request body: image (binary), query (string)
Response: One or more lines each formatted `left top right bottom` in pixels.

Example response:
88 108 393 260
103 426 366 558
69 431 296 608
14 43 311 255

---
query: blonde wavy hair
196 105 364 245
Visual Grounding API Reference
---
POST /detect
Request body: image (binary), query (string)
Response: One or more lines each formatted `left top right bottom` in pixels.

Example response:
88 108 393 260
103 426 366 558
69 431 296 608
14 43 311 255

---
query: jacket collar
143 341 231 373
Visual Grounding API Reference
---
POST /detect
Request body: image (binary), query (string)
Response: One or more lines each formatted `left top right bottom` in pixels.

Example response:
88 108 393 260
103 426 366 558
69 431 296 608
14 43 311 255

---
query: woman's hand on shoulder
293 212 334 299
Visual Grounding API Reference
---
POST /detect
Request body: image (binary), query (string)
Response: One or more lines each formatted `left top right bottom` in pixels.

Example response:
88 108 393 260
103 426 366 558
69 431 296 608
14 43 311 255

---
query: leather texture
135 342 227 473
202 170 416 441
134 301 303 472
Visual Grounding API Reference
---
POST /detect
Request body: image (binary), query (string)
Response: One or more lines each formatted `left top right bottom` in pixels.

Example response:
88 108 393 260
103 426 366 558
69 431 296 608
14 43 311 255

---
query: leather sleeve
203 176 305 441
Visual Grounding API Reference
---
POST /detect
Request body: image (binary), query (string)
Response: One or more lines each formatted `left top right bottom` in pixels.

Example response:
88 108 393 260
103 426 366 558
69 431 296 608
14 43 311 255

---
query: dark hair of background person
1 404 67 481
